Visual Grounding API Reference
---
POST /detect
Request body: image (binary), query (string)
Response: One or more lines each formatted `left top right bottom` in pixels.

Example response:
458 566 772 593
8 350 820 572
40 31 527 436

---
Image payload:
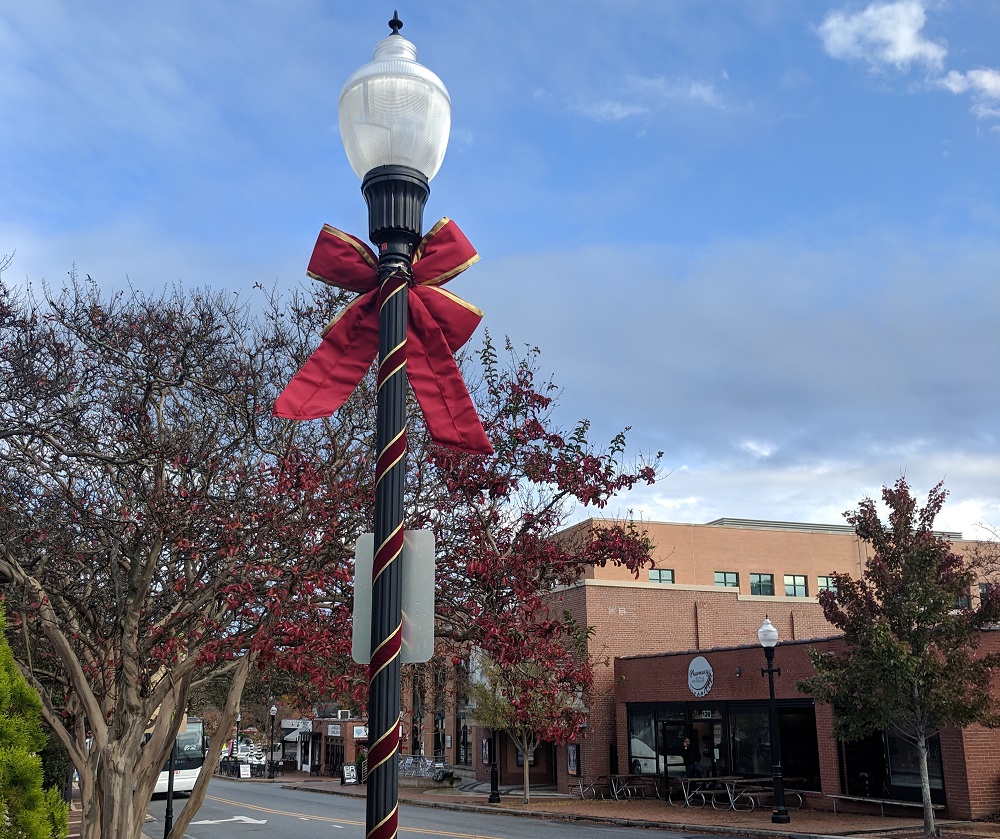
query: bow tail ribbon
273 292 379 420
408 288 492 454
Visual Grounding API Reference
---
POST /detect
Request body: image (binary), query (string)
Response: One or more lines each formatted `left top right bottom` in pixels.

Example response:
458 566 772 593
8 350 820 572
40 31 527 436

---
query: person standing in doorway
682 737 705 777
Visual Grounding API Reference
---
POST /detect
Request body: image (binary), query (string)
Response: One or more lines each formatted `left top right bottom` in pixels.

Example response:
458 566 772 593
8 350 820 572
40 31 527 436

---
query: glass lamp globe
339 22 451 181
758 617 779 648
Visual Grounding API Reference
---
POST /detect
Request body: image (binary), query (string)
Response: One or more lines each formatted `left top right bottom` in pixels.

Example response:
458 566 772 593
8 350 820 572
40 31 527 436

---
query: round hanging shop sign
688 656 714 698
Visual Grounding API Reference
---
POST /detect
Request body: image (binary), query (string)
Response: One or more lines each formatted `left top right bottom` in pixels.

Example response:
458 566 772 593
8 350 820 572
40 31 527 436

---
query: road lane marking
206 795 511 838
191 816 267 825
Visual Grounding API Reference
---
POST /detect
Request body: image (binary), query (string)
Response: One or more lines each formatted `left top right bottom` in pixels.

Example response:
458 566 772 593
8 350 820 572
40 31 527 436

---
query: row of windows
647 569 838 597
954 583 996 609
649 569 999 606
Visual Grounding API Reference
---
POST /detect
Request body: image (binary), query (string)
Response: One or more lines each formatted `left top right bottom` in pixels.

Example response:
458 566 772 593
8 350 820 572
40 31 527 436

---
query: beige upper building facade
581 516 971 596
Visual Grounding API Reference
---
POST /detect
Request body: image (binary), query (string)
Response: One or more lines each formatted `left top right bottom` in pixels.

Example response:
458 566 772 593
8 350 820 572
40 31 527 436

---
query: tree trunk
78 769 101 839
917 729 936 838
103 745 142 839
167 654 254 839
522 750 530 804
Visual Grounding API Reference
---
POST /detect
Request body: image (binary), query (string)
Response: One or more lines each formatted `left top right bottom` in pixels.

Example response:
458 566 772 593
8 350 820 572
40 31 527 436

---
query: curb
285 783 851 839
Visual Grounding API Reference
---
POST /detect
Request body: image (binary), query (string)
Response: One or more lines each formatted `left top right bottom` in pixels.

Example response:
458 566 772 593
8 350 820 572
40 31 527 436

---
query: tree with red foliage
0 263 660 834
0 274 370 839
413 335 660 781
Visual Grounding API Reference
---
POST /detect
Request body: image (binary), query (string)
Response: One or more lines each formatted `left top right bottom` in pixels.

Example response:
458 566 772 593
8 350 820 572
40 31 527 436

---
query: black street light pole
339 14 451 839
488 729 501 803
758 617 791 825
163 744 175 839
268 705 277 779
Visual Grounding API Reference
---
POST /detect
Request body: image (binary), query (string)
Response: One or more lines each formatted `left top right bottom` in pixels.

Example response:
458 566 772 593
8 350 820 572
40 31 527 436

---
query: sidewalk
277 773 1000 839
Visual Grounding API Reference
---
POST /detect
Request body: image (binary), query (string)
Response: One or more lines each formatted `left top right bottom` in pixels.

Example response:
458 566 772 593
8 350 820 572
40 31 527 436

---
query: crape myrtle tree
274 331 659 743
799 479 1000 838
416 335 659 649
413 335 660 770
0 274 372 839
0 264 659 836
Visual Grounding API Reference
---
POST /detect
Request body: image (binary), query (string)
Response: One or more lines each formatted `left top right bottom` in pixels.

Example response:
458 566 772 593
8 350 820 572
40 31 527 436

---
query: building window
981 582 993 602
784 574 808 597
750 573 774 596
954 592 972 609
817 576 837 594
715 571 739 588
649 568 675 584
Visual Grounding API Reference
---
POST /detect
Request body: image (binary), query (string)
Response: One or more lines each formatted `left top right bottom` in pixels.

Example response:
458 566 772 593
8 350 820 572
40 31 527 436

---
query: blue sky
2 1 999 537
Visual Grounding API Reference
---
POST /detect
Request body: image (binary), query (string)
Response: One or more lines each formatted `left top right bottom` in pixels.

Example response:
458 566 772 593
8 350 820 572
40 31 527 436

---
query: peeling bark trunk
166 654 254 839
917 729 936 838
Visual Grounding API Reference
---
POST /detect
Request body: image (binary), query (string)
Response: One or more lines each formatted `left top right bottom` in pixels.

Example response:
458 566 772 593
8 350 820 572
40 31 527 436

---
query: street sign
352 530 434 664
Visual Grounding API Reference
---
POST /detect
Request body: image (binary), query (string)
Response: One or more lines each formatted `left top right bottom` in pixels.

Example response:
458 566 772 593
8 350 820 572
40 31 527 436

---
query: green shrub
0 607 69 838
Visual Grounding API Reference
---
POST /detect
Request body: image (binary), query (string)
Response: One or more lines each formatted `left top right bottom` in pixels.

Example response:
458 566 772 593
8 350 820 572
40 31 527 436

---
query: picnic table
672 776 765 810
597 774 661 800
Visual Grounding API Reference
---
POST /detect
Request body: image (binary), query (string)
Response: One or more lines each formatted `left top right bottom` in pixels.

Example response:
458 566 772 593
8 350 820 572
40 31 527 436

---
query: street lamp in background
488 729 500 804
268 705 278 779
338 13 451 839
758 617 791 825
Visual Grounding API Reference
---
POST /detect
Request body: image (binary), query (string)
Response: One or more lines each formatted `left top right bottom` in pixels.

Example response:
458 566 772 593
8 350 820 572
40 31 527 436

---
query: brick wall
554 582 835 787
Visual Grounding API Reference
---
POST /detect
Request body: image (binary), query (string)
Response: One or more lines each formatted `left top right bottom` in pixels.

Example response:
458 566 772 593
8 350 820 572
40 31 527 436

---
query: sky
1 1 999 538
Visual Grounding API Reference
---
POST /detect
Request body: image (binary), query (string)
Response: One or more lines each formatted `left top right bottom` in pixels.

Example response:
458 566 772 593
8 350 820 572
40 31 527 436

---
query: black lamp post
268 705 278 779
338 13 451 839
758 617 791 824
163 742 175 839
488 729 501 803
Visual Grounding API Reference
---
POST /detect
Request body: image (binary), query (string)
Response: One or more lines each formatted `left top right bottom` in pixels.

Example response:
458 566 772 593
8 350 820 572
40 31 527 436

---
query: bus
153 716 207 795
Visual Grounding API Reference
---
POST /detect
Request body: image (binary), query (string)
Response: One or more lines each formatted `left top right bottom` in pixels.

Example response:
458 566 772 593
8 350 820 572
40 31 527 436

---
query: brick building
473 516 1000 818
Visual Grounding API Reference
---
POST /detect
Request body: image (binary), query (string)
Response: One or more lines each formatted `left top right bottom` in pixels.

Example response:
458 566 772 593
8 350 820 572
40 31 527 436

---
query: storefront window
887 729 943 791
729 703 821 790
628 709 658 774
729 707 771 776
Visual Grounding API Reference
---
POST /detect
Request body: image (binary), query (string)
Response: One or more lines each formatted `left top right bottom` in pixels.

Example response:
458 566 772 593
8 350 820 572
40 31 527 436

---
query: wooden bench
829 794 943 816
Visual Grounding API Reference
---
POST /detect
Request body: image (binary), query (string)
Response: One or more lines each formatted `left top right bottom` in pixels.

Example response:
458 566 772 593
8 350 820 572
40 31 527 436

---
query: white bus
153 716 207 795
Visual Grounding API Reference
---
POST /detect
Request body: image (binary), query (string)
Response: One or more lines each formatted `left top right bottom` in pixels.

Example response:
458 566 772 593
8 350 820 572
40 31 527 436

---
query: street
145 778 720 839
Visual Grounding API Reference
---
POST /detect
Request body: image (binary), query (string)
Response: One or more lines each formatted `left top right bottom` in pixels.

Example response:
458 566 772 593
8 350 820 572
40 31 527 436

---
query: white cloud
941 69 1000 97
627 75 732 111
574 99 651 123
818 1 946 71
740 440 776 459
820 3 1000 124
572 73 735 123
941 68 1000 118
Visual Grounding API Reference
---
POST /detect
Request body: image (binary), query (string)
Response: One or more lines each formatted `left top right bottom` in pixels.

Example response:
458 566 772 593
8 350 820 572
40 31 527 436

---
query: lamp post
268 705 278 779
488 729 501 804
758 617 791 825
338 13 451 839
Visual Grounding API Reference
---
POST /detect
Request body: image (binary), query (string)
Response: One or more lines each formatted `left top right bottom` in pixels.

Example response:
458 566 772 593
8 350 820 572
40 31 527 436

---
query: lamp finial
389 11 403 35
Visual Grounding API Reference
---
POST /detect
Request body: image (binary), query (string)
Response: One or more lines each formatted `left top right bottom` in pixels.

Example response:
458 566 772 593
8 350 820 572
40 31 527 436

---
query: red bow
274 218 493 455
